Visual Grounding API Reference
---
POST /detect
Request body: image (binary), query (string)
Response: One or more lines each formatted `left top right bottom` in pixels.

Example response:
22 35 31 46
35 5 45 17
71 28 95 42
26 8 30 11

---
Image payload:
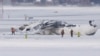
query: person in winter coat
70 29 73 37
61 29 64 37
11 27 16 35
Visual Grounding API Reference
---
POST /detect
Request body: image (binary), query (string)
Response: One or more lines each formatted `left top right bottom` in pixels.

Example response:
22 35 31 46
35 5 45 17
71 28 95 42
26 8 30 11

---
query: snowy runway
0 38 100 56
0 30 100 56
0 6 100 56
0 31 100 56
0 39 100 48
0 47 100 56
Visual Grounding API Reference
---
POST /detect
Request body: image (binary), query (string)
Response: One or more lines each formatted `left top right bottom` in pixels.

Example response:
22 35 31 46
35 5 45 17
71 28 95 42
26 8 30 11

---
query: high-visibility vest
77 32 81 37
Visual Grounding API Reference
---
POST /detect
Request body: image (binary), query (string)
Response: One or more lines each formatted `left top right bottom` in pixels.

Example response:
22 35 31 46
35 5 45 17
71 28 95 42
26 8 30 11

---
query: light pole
1 0 3 19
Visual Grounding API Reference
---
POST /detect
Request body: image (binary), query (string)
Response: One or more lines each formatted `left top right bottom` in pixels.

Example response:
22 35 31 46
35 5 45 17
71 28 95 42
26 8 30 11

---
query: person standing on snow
61 29 64 37
70 29 73 37
11 27 16 35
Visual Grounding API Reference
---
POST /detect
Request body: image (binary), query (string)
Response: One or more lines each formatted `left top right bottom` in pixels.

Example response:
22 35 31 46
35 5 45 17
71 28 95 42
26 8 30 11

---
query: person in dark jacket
11 27 16 35
61 29 64 37
70 29 73 37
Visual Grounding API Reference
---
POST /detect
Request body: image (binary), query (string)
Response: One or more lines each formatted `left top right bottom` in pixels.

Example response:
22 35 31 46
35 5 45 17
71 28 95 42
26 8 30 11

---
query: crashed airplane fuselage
18 20 97 36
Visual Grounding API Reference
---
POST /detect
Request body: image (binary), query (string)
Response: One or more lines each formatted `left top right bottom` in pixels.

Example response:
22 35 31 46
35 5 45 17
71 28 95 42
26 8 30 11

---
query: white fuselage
38 24 97 36
20 21 97 36
55 25 97 35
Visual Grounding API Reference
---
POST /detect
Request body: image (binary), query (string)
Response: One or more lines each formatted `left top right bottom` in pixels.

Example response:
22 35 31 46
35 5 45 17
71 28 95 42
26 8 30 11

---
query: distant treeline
91 0 100 4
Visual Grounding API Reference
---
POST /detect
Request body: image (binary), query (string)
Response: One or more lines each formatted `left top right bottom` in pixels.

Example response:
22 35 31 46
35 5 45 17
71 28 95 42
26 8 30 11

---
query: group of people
61 20 94 37
61 29 74 37
11 27 74 37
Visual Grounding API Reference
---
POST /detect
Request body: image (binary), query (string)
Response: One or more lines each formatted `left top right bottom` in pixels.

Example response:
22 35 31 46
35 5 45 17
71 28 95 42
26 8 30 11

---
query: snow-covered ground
0 6 100 56
0 30 100 56
0 32 100 56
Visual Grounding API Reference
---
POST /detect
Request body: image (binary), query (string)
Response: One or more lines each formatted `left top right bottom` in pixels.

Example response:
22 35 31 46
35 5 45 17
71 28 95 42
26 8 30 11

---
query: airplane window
66 24 76 27
26 28 30 31
24 24 28 26
19 26 26 30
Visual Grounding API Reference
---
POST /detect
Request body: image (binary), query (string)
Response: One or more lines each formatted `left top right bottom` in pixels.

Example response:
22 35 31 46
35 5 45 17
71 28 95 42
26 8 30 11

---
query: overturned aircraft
18 20 97 36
